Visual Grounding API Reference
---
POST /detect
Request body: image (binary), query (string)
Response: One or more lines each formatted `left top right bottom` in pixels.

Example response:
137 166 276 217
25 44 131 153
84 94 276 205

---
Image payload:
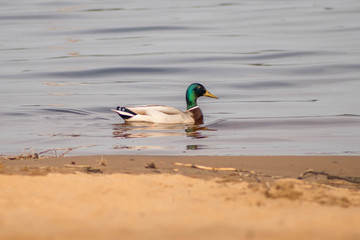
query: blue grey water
1 0 360 156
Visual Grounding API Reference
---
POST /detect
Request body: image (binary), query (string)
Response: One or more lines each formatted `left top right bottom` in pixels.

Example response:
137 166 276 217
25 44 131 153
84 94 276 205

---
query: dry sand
0 155 360 240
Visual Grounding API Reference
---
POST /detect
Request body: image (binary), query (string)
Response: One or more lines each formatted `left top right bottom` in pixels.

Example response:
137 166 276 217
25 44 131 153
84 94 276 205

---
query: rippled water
1 0 360 156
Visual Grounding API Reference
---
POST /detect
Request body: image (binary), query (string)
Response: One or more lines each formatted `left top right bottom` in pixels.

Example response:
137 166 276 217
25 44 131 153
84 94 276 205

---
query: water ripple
0 14 66 20
41 108 91 116
63 26 193 35
43 67 184 78
207 116 360 130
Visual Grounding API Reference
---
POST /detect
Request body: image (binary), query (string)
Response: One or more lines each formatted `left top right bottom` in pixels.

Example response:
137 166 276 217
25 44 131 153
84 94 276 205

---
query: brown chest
189 107 204 125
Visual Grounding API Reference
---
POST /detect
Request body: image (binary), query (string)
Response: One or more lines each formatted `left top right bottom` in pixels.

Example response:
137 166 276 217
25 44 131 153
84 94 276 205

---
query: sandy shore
1 155 360 240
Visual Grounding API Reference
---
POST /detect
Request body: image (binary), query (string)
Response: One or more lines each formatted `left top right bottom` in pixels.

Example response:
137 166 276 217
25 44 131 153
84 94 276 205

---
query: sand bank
0 155 359 240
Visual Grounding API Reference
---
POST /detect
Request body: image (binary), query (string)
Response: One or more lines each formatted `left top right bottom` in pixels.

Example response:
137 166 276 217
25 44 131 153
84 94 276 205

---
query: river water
1 0 360 156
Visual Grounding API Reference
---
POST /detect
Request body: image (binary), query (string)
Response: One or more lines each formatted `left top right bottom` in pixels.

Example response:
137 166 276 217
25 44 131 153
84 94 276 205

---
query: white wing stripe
112 110 135 117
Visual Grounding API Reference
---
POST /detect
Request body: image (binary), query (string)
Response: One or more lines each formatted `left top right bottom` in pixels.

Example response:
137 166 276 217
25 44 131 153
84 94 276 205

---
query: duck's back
128 105 183 115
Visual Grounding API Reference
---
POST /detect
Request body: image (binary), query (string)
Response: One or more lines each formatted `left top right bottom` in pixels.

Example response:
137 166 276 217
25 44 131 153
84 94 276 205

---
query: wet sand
1 155 360 240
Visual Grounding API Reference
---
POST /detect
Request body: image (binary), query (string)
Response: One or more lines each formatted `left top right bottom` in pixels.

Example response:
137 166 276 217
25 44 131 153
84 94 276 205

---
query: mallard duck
111 83 218 124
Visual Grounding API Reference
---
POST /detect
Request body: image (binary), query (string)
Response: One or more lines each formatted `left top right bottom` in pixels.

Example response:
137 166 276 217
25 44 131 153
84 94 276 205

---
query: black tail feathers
116 106 137 119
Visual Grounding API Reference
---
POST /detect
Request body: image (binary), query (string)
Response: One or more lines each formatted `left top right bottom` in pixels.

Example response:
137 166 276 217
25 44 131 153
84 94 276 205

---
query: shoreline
2 155 360 184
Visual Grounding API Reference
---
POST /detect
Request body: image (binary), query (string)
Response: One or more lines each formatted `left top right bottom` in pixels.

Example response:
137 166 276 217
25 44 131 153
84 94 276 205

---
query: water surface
1 0 360 156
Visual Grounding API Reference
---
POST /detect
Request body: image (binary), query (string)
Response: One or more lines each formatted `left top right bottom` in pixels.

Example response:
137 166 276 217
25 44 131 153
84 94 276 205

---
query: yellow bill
203 90 219 99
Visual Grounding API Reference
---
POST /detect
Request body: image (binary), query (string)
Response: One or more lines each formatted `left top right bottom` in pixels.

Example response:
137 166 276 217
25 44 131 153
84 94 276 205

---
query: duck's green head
186 83 218 110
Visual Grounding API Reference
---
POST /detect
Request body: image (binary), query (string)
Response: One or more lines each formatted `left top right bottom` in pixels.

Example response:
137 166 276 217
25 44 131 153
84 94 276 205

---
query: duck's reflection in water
185 125 216 139
112 122 216 139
